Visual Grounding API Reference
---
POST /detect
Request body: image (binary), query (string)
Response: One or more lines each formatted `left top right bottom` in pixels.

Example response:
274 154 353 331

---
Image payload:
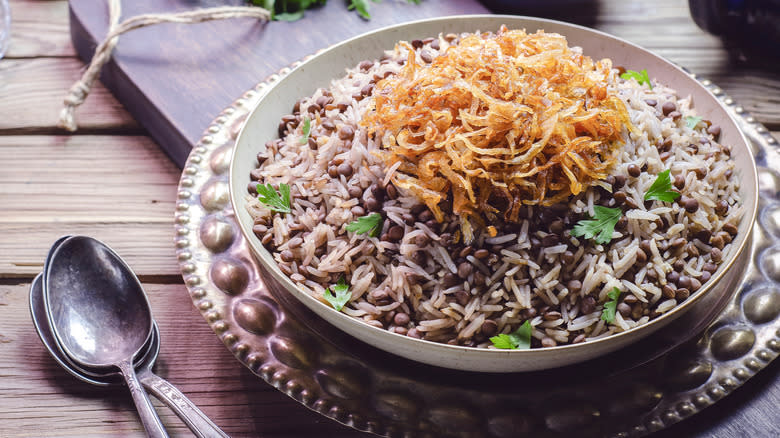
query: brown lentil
627 164 641 177
481 320 498 337
580 295 595 313
662 284 677 299
457 262 473 279
711 247 723 263
455 290 470 306
674 174 685 190
715 200 729 216
474 249 490 259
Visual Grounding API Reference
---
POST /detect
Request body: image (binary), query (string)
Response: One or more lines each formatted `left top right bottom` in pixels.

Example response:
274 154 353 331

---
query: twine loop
58 0 270 132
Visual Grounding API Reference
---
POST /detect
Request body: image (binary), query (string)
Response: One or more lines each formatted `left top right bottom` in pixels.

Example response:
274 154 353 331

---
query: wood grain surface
0 0 778 437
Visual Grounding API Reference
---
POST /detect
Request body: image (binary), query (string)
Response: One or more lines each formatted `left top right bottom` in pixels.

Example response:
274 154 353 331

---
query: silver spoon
30 272 229 437
43 236 167 438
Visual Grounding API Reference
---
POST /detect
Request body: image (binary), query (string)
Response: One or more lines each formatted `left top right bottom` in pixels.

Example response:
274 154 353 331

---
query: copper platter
174 25 780 438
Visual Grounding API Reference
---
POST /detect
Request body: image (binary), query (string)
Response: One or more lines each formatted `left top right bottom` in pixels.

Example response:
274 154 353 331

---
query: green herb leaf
299 116 312 145
571 206 622 245
345 213 383 237
685 115 703 130
348 0 381 19
324 277 351 311
620 69 652 89
644 169 681 203
601 287 621 323
490 320 532 350
275 11 305 21
256 183 292 214
248 0 327 21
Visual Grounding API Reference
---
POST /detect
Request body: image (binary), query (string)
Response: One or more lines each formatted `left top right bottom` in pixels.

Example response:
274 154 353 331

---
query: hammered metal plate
175 60 780 437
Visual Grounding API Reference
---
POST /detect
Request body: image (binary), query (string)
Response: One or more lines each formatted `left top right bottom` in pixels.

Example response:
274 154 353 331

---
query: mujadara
246 28 744 349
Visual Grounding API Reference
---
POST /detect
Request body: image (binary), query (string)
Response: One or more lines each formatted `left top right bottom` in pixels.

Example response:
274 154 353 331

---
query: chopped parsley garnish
571 206 622 245
601 287 621 323
324 277 351 311
256 183 292 214
620 69 652 89
490 320 532 350
685 115 703 130
299 116 311 145
345 213 383 237
644 169 681 203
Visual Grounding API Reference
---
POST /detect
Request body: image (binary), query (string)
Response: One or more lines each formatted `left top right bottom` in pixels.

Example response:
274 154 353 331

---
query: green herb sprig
490 320 532 350
644 169 681 203
345 213 383 237
299 116 312 145
256 183 292 214
324 277 351 311
620 69 652 89
249 0 421 21
571 206 622 245
685 115 703 130
348 0 381 19
601 287 621 323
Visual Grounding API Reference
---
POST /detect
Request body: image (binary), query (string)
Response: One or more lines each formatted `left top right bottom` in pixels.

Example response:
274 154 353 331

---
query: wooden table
1 0 778 436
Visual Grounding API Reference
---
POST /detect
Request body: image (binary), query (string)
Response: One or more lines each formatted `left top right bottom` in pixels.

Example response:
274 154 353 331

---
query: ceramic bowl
230 15 758 372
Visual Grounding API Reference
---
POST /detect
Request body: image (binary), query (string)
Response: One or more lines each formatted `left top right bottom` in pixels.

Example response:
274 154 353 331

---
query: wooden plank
0 135 179 221
0 58 139 133
0 222 179 279
0 282 365 437
0 134 181 278
6 0 74 58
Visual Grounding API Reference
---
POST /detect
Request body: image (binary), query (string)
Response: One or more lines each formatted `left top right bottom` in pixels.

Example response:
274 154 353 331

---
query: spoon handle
137 368 230 438
118 360 170 438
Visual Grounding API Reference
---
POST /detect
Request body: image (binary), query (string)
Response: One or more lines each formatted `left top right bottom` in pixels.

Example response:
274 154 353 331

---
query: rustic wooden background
0 0 778 437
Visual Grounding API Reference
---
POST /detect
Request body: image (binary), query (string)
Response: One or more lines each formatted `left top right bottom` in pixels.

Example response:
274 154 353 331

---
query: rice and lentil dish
246 28 744 349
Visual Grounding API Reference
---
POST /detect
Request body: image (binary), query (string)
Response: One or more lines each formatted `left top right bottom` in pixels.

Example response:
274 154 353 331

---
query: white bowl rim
229 14 759 366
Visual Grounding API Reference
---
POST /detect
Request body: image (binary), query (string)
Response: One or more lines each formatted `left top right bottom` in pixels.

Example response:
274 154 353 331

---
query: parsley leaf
620 69 652 89
299 116 312 145
685 115 703 130
571 206 622 245
324 277 351 311
644 169 681 203
601 287 621 323
490 320 532 350
256 183 292 214
348 0 381 19
345 213 383 237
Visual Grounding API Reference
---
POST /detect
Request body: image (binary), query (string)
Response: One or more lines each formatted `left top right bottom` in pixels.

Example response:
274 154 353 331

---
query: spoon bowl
31 272 154 387
31 268 229 438
43 235 167 438
44 236 153 368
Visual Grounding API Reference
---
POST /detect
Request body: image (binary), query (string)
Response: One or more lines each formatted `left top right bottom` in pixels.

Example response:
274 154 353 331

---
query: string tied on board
58 0 270 132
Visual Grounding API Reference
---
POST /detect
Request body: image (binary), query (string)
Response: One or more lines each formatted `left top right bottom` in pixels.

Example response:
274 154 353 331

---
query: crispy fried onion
363 28 631 237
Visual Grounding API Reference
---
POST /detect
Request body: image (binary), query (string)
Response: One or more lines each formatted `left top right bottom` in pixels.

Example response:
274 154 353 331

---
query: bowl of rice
229 16 758 372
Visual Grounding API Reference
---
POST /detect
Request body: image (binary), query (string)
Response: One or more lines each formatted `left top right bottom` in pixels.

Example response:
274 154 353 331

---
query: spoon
43 236 167 438
30 272 230 438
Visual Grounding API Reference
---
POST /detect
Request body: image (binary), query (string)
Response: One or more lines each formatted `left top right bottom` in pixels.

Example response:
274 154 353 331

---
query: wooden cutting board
69 0 490 167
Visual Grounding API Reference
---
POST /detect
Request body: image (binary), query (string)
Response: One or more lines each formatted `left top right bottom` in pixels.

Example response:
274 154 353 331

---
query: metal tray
174 62 780 437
